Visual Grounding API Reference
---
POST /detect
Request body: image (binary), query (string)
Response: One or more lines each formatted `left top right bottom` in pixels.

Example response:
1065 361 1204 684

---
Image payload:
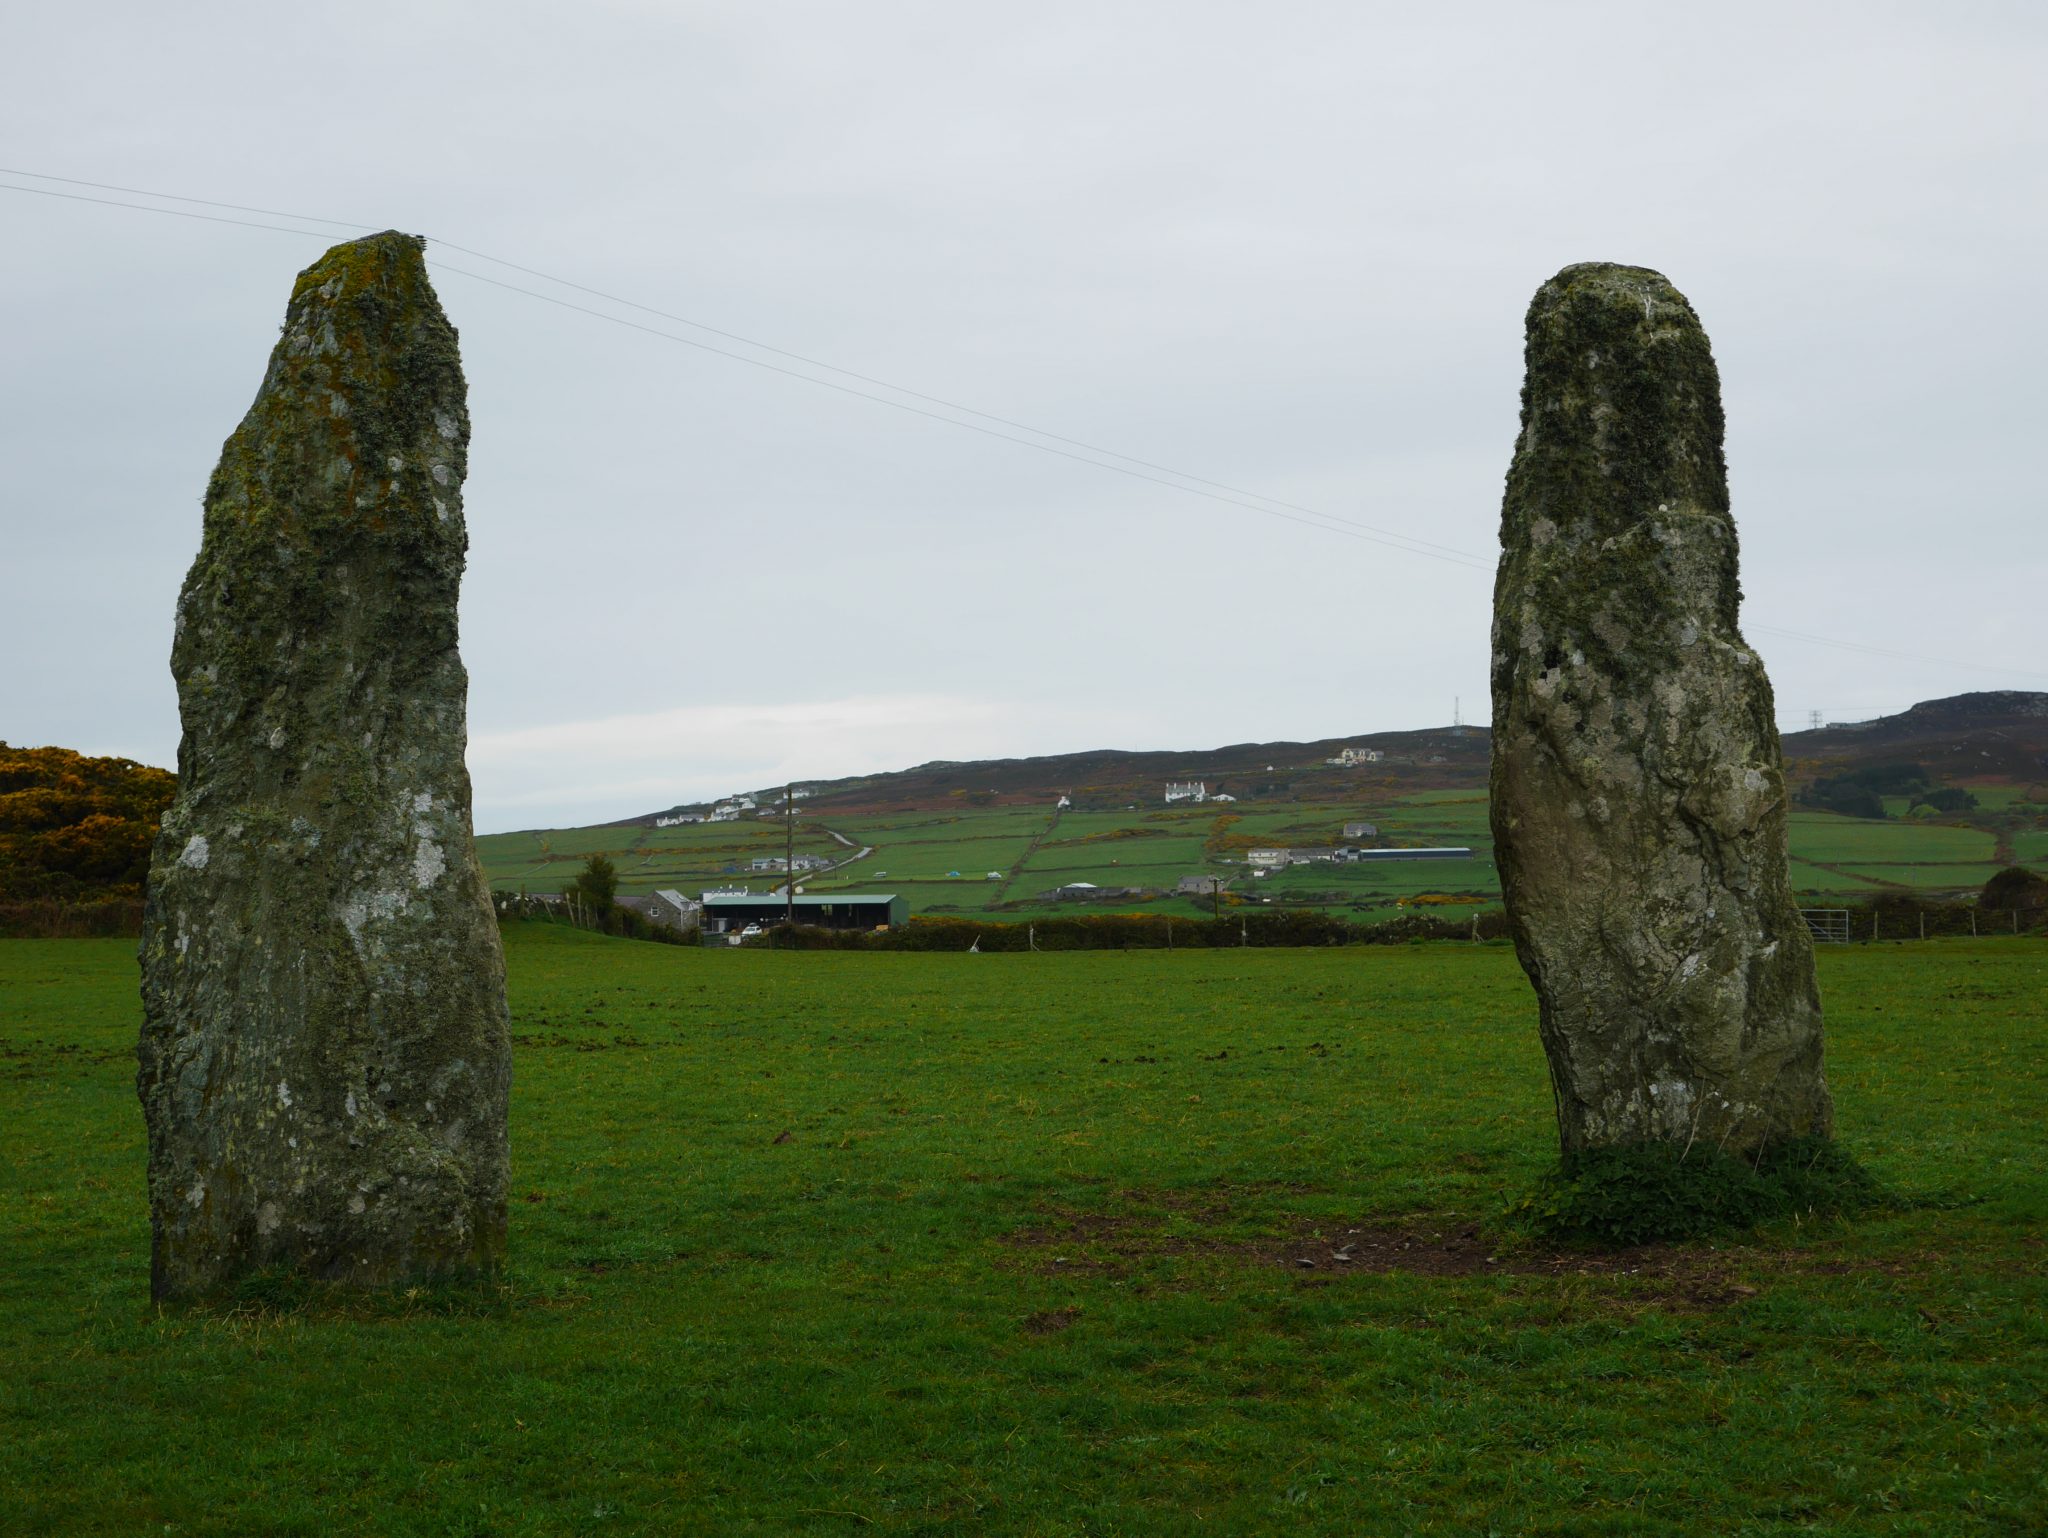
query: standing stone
1489 263 1832 1158
139 233 509 1300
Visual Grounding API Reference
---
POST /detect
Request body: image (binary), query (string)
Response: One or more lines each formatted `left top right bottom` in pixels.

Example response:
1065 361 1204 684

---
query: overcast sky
4 2 2043 830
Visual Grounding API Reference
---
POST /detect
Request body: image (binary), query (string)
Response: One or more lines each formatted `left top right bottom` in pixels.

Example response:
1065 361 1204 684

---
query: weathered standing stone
139 233 509 1300
1489 263 1832 1158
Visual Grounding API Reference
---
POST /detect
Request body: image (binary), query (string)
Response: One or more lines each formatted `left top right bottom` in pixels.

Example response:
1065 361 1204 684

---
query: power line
0 165 371 231
1746 624 2044 684
427 257 1490 567
2 168 2041 685
0 167 1479 564
0 178 351 242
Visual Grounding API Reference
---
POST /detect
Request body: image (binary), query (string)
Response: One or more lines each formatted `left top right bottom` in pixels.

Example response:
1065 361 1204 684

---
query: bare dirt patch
1022 1305 1082 1336
995 1186 1851 1311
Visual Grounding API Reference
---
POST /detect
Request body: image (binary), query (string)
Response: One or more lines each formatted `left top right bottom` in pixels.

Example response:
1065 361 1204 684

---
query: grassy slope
1 927 2043 1535
479 785 2048 923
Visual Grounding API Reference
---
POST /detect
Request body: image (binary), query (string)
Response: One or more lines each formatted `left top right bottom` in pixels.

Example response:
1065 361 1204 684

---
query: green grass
1833 864 2009 892
484 791 2046 921
2 929 2044 1533
1785 813 1995 866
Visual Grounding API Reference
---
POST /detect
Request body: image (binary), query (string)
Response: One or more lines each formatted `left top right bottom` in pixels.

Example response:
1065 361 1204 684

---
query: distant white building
1326 747 1384 767
1211 793 1237 803
1343 821 1379 840
1056 795 1072 809
1247 848 1290 869
1165 781 1206 804
654 812 704 827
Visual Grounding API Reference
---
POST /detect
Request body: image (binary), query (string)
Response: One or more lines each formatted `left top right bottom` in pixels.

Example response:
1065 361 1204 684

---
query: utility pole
784 781 796 931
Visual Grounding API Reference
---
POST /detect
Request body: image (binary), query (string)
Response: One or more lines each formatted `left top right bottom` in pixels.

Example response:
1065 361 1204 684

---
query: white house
1164 781 1206 804
1247 848 1290 869
1326 747 1384 767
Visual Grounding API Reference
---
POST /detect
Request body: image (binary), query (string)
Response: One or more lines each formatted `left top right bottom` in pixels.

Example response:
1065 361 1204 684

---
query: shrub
1981 866 2048 912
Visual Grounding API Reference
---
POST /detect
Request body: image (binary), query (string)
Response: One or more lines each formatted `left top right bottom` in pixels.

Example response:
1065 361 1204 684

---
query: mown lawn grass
5 930 2040 1535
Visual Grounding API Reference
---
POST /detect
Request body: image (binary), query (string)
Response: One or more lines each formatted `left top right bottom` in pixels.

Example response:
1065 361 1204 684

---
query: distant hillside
1782 692 2048 786
623 723 1493 825
622 692 2048 826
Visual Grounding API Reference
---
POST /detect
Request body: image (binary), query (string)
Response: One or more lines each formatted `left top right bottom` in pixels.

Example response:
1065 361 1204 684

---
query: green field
3 929 2044 1533
476 789 2048 925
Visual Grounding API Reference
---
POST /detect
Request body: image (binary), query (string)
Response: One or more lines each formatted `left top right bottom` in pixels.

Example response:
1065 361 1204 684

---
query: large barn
701 893 907 933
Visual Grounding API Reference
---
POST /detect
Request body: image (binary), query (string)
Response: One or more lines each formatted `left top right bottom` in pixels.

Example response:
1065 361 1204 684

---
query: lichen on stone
1490 262 1832 1159
139 232 509 1302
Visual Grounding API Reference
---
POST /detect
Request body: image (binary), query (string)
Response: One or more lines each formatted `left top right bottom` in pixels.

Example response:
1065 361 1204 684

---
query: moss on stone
1490 264 1831 1160
140 234 506 1303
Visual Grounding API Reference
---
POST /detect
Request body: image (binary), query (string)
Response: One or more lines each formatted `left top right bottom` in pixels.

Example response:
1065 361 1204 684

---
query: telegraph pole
784 781 796 930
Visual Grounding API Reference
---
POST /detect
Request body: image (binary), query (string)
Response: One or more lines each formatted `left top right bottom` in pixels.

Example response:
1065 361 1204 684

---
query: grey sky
4 2 2043 830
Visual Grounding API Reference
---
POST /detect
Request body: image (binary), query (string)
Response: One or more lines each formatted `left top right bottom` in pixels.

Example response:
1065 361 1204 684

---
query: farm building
701 893 907 933
1246 848 1291 868
1176 874 1231 896
1343 821 1378 840
747 854 833 873
1344 846 1472 862
1043 882 1145 901
616 890 701 933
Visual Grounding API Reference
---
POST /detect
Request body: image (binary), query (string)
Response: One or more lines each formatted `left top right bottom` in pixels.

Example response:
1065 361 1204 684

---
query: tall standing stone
139 232 509 1300
1489 263 1832 1158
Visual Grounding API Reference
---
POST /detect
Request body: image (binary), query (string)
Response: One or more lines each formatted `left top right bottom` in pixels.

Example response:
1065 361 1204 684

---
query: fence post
1919 911 1926 941
1873 912 1879 942
1971 908 1977 938
2015 909 2021 936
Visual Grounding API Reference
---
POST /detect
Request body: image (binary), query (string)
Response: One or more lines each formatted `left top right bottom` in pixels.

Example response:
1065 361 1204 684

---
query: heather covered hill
1782 692 2048 787
612 693 2048 827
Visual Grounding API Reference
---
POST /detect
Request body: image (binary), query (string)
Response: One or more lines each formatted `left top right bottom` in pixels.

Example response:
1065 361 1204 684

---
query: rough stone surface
1489 262 1832 1158
139 232 509 1300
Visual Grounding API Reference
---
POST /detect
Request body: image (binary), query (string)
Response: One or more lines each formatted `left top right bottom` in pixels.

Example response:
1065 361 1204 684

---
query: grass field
477 788 2048 924
3 928 2044 1534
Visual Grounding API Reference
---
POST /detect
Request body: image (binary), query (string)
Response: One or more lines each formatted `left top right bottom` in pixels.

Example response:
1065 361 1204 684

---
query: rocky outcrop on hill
1489 262 1833 1158
138 233 509 1301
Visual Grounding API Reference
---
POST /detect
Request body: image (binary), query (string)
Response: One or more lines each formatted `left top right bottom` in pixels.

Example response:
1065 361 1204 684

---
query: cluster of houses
746 853 833 873
1162 782 1237 805
1326 746 1385 766
1246 844 1472 875
655 788 814 828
